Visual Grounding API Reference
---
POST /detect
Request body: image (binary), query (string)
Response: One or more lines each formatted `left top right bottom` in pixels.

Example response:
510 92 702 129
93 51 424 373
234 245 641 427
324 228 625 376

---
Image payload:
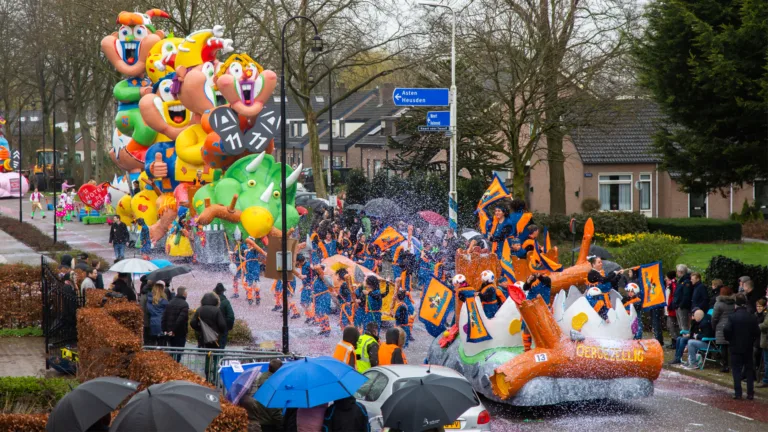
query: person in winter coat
664 271 679 349
322 396 370 432
743 280 762 314
754 299 766 384
671 265 693 331
191 292 228 379
214 283 236 349
670 309 714 368
355 322 380 373
377 328 406 366
690 273 709 314
162 287 190 360
712 286 736 373
724 294 761 400
709 279 724 310
758 298 768 388
110 273 136 302
240 359 284 432
145 282 169 346
108 216 130 262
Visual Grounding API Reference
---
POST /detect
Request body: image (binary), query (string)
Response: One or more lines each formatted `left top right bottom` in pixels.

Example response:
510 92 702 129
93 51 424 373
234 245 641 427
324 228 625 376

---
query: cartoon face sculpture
216 53 277 118
101 10 168 77
175 27 233 115
139 75 193 140
145 37 183 84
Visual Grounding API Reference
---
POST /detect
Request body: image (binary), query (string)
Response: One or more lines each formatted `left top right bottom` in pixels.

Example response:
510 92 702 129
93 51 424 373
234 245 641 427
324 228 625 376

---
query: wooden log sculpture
196 195 242 226
489 296 664 401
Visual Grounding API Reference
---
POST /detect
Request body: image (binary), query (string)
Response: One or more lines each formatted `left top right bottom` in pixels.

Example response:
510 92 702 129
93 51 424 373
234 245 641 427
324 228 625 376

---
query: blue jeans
114 243 125 260
763 349 768 384
686 339 709 367
674 337 689 362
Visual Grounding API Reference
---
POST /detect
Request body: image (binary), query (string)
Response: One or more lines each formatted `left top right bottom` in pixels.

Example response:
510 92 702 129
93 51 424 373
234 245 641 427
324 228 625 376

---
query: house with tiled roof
526 98 766 218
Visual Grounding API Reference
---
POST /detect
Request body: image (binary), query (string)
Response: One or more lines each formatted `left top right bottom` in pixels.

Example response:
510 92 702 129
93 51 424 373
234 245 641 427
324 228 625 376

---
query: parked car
355 364 492 431
296 192 330 210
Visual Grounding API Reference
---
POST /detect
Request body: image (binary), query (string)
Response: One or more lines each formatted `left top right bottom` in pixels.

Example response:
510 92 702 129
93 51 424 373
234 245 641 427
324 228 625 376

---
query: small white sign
230 360 244 373
276 251 293 271
534 353 548 363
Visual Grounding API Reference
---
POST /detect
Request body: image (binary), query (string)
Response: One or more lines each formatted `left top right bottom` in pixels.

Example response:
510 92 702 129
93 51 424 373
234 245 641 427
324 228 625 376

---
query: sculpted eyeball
133 25 147 41
162 41 177 55
118 25 131 41
228 62 243 80
159 80 175 103
272 190 280 198
247 180 256 187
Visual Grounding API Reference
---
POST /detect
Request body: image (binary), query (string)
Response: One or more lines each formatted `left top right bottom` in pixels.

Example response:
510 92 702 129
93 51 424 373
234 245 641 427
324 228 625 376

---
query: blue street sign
418 125 450 132
427 111 450 127
393 88 449 106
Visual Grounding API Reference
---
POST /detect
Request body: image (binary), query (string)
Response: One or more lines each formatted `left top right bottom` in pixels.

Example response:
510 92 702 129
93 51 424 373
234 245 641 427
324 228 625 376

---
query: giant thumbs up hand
150 152 168 178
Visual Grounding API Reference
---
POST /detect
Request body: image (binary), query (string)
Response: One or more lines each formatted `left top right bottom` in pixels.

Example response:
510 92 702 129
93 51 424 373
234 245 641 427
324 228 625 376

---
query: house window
290 122 301 138
598 174 632 211
374 160 383 176
755 180 768 216
639 173 651 211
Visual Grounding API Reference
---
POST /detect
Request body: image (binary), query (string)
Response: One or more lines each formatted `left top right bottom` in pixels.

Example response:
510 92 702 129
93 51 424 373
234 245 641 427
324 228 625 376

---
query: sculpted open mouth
116 40 139 65
238 76 263 107
167 104 188 125
215 90 227 106
153 97 190 128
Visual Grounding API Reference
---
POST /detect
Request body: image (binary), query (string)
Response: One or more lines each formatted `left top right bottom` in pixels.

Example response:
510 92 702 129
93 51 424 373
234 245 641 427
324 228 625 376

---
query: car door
355 370 391 431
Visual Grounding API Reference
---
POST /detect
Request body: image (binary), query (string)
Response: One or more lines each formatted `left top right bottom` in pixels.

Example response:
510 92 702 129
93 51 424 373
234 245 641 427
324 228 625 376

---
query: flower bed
595 232 682 247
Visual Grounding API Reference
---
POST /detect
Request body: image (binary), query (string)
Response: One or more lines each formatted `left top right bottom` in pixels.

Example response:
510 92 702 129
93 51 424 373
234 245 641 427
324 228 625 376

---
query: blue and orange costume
521 275 552 350
623 292 644 339
479 281 506 319
243 245 263 305
337 281 355 329
587 291 610 321
587 269 621 311
365 283 388 334
298 259 314 316
324 238 338 257
392 291 412 347
417 250 434 290
310 232 325 264
486 215 514 259
272 279 300 318
231 240 248 298
312 266 332 335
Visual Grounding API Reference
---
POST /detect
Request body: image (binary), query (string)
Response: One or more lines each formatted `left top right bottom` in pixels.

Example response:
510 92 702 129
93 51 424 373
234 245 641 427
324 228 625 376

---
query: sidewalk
0 227 46 266
0 337 47 377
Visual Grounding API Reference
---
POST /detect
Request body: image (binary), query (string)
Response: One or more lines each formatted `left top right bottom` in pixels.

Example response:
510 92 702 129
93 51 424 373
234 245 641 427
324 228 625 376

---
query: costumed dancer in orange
242 237 265 306
336 268 356 331
312 263 332 336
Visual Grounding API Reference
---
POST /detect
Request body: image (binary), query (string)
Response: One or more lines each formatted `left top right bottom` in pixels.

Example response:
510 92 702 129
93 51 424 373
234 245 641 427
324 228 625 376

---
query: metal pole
448 7 458 231
280 16 320 354
18 114 22 223
52 99 57 245
328 72 333 196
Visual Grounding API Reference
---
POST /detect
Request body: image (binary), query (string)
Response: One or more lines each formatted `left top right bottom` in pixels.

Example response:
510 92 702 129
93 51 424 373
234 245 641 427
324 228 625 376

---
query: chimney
378 84 395 106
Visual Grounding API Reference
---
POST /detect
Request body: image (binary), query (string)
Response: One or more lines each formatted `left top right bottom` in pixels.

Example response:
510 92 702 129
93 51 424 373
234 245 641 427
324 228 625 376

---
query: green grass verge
605 242 768 272
0 327 43 337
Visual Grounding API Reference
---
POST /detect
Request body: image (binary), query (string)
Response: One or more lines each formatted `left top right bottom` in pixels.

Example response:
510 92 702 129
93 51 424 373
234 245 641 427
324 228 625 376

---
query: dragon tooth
285 163 302 187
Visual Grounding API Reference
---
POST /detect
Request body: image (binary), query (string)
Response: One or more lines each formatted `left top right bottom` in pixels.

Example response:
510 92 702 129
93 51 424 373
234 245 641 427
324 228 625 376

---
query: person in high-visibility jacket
355 322 380 373
333 326 360 368
377 328 407 366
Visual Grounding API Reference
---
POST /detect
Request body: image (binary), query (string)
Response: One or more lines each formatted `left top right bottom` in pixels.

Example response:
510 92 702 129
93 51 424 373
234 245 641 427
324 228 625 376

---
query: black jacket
190 293 227 347
672 274 693 310
218 292 235 331
162 295 190 336
111 278 136 302
724 306 760 355
690 314 715 340
691 281 709 313
587 269 621 289
746 289 763 314
109 222 130 245
322 396 370 432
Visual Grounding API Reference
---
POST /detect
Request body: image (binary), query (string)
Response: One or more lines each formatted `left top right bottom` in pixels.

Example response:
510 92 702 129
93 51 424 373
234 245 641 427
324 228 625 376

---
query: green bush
647 218 742 243
731 199 764 223
535 212 648 242
580 198 601 213
186 314 253 345
705 255 768 295
345 169 369 205
0 377 77 414
613 233 683 275
0 327 43 338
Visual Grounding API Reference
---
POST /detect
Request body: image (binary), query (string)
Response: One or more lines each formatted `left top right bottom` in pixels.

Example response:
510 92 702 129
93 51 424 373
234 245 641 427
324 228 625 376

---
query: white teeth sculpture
552 286 635 340
458 296 524 357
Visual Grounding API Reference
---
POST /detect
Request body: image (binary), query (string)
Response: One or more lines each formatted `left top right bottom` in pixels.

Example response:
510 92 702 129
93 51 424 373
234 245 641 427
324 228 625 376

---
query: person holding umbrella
240 359 285 432
145 281 169 346
322 396 370 432
110 273 136 302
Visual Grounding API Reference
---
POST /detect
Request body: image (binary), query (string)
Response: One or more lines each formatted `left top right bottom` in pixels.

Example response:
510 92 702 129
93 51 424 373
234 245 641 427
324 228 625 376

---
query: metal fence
42 256 84 364
142 346 301 389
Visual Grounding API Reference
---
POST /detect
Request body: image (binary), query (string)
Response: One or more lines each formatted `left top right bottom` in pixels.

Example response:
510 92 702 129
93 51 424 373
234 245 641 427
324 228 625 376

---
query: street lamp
281 15 323 354
310 64 335 201
418 0 458 230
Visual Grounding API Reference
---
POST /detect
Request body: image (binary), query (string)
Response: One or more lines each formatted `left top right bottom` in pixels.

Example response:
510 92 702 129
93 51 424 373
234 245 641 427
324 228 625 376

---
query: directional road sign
418 125 450 132
426 111 450 127
393 88 449 107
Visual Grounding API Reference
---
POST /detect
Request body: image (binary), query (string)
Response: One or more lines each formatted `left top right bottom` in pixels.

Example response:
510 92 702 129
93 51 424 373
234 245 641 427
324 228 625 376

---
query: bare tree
236 0 429 198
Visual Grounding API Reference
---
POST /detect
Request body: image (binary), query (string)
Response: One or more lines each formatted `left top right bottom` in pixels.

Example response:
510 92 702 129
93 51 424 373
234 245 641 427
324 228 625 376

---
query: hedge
706 255 768 296
0 214 69 252
0 414 48 431
0 377 76 413
533 211 648 242
647 218 742 243
76 308 142 382
0 264 43 329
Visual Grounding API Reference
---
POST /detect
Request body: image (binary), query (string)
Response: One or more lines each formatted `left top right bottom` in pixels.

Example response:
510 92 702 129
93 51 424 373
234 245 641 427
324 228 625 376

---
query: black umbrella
381 373 477 432
365 198 398 219
145 264 192 282
47 377 139 432
572 244 613 260
109 380 222 432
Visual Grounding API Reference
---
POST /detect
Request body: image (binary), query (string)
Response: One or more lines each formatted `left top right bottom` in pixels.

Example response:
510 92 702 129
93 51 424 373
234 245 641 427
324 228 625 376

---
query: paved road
2 198 767 430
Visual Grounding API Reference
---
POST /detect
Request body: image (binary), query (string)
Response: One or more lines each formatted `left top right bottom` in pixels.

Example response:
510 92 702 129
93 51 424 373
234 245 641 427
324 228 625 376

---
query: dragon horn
286 163 302 188
245 151 266 173
146 9 170 19
260 182 275 203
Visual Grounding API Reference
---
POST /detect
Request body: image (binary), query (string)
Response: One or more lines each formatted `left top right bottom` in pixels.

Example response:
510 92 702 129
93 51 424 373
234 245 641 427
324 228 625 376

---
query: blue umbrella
254 356 368 408
226 368 261 405
150 259 173 269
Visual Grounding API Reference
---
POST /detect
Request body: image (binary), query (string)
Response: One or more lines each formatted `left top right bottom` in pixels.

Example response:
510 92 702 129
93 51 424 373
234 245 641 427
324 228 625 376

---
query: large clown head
145 36 183 84
174 26 233 115
139 73 193 139
216 53 277 119
101 10 168 77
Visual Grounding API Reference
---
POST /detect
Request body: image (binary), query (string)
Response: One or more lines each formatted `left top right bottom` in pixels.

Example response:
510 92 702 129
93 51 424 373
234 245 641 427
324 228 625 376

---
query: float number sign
210 107 246 155
534 353 548 363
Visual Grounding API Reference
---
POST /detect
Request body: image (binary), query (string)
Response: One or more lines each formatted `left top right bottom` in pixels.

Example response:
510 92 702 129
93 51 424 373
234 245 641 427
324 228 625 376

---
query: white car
355 364 492 431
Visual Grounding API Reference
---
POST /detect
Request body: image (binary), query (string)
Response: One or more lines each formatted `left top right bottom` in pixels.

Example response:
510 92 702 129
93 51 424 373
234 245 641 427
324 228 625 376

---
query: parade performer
623 282 644 339
521 224 543 253
338 229 353 257
353 234 375 271
336 268 356 329
296 254 315 321
417 247 434 290
479 270 505 319
243 238 264 306
508 238 528 259
312 264 331 336
324 231 338 256
310 231 326 264
30 188 46 219
521 274 552 351
392 290 413 348
358 275 388 335
271 278 301 318
104 191 114 215
368 244 383 274
55 202 66 229
587 256 624 309
433 253 448 283
229 238 247 299
586 287 610 321
487 205 514 259
508 198 533 239
136 218 151 259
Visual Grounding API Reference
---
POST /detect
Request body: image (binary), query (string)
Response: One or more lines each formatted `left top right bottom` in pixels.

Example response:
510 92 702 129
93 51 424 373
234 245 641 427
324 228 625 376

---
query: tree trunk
79 110 93 181
306 111 327 198
545 98 566 214
64 98 78 181
511 161 527 200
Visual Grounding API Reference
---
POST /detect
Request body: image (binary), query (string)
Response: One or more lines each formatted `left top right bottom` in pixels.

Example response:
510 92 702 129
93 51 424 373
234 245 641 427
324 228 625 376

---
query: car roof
373 364 465 380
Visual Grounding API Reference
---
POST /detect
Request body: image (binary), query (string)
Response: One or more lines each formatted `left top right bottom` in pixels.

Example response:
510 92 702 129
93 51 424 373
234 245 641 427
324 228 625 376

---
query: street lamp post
18 113 23 223
280 16 323 354
52 98 57 245
419 1 457 230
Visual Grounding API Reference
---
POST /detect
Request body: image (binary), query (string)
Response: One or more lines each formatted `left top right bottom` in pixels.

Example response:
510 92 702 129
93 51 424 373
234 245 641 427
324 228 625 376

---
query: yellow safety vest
355 334 377 373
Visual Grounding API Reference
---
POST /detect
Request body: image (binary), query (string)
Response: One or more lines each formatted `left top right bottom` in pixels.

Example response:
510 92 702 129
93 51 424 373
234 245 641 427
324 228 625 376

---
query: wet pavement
2 198 767 429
